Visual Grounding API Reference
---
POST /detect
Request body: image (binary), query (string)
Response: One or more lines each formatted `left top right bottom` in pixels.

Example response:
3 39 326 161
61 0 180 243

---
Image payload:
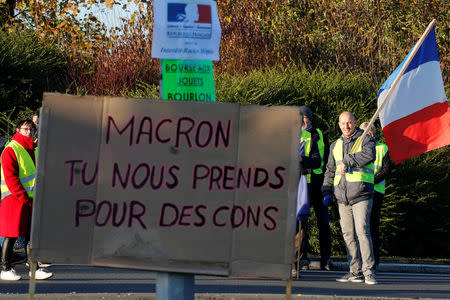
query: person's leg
311 196 331 268
370 192 383 268
338 203 361 274
25 236 31 268
352 199 375 277
298 220 310 268
310 177 331 268
1 237 17 271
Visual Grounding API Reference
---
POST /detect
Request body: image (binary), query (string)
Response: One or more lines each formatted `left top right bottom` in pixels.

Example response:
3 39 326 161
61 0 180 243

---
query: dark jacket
309 126 329 176
374 149 394 185
0 136 7 154
308 127 329 202
322 128 376 205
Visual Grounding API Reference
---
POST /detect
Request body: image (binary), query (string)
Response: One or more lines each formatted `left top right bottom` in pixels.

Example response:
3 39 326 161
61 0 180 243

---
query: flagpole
351 19 437 153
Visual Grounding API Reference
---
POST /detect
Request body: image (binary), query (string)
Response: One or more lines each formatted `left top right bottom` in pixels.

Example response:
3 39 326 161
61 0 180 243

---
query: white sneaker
29 268 53 280
364 274 378 285
1 269 21 281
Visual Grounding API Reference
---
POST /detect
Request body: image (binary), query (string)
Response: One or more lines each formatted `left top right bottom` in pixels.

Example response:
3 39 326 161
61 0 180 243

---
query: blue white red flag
167 3 212 23
378 27 450 164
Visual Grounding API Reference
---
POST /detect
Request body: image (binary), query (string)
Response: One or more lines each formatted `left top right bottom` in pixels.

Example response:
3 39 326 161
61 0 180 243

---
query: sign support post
152 0 221 296
156 272 194 300
155 59 196 300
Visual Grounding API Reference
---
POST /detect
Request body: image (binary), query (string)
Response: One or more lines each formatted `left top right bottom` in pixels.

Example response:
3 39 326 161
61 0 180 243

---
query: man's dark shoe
300 259 310 270
320 259 334 271
11 253 27 265
336 272 364 283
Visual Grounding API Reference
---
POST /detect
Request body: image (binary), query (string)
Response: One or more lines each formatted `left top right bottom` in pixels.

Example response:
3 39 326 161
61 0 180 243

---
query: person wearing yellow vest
360 122 394 270
32 110 39 139
322 112 377 285
0 135 7 194
296 106 332 273
0 119 52 281
0 135 7 205
0 135 7 154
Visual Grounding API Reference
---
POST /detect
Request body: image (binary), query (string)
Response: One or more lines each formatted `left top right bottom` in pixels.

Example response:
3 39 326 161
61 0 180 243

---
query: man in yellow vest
360 122 394 270
297 106 332 272
0 134 7 211
322 112 377 284
0 135 6 154
0 119 52 281
32 111 39 139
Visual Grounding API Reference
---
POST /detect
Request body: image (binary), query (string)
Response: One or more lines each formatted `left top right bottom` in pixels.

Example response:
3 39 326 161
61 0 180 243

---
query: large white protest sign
30 93 299 279
151 0 221 60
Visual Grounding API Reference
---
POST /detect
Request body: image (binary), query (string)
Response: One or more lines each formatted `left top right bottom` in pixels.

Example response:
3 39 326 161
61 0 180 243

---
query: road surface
0 264 449 299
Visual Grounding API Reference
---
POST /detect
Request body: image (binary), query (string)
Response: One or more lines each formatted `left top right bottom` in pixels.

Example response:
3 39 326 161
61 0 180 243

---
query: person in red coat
0 119 52 281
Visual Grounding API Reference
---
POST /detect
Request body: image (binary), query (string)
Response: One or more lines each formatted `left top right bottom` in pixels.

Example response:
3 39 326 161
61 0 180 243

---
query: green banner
162 59 215 102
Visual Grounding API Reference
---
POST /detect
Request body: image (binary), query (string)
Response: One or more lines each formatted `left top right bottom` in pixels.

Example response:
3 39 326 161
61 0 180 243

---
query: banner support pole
156 272 194 300
155 59 195 300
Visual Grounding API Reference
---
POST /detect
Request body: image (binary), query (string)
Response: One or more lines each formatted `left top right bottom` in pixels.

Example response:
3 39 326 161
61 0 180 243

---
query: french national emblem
167 3 212 39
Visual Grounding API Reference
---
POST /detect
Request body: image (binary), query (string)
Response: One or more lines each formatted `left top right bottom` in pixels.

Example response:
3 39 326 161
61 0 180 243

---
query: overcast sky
79 1 141 31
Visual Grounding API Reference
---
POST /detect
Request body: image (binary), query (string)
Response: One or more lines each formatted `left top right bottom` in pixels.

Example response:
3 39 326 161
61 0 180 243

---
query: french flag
167 3 212 24
378 26 450 164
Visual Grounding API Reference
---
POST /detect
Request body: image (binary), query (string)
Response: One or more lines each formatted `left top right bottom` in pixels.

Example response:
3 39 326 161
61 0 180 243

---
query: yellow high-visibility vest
312 128 325 175
374 143 388 194
332 137 374 186
300 130 312 183
1 140 36 199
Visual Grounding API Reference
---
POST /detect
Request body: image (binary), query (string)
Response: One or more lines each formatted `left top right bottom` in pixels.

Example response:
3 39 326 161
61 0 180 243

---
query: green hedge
217 64 378 138
0 107 35 138
0 30 66 126
216 64 450 258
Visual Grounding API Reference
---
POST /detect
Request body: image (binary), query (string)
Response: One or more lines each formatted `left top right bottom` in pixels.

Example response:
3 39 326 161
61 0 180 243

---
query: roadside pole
28 261 37 300
156 60 196 300
155 56 215 300
156 272 194 300
149 1 220 298
286 279 292 300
